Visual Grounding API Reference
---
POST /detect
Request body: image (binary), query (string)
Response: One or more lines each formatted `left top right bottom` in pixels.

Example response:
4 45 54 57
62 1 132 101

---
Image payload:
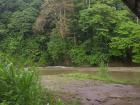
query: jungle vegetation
0 0 140 66
0 0 140 105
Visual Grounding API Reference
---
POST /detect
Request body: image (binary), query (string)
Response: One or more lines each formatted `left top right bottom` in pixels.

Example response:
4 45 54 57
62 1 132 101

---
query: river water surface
39 67 140 83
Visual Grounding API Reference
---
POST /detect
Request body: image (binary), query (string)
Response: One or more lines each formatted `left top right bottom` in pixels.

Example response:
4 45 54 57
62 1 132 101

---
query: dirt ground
42 75 140 105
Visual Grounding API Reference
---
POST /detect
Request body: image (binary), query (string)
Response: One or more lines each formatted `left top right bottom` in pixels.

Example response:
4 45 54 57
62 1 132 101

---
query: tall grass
0 57 43 105
98 62 110 80
0 55 79 105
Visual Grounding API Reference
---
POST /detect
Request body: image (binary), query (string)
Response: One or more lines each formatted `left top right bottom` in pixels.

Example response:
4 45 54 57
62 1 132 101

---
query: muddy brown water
39 67 140 83
40 67 140 105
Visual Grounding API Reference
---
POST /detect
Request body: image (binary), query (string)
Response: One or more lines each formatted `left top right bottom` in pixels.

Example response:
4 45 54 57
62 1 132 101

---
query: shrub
0 57 43 105
69 46 87 65
0 102 8 105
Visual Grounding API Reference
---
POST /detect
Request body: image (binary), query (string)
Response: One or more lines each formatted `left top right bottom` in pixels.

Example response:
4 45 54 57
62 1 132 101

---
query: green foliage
0 0 140 65
1 33 22 54
0 56 43 105
88 53 109 65
0 102 7 105
48 29 67 65
110 21 140 63
98 62 110 79
8 7 38 34
78 3 117 56
69 46 87 65
69 45 108 65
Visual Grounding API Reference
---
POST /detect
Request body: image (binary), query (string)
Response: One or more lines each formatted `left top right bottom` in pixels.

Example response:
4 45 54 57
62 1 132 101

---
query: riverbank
40 67 140 105
42 75 140 105
38 67 140 72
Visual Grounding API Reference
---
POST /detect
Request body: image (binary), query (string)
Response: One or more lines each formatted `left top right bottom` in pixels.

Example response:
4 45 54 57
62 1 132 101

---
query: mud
42 76 140 105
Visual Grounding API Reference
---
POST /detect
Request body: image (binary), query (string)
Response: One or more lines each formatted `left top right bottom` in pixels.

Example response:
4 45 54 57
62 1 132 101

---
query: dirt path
42 75 140 105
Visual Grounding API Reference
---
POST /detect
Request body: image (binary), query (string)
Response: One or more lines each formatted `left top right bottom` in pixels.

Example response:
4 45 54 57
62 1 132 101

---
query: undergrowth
0 54 80 105
0 56 44 105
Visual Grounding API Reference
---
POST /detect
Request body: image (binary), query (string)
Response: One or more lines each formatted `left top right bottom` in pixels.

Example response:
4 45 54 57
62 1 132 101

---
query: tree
47 29 67 64
78 3 118 62
0 0 140 66
110 21 140 63
8 7 38 35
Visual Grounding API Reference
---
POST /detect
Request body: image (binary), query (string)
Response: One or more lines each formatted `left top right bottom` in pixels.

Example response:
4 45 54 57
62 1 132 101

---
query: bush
87 53 109 65
0 102 7 105
98 62 110 79
69 46 87 65
0 57 43 105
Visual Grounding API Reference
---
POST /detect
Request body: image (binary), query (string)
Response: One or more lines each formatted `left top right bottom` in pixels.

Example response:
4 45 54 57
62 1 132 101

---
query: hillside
0 0 140 66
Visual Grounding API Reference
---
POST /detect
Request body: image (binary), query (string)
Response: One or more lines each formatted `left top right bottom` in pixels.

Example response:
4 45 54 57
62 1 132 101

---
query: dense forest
0 1 140 105
0 0 140 66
